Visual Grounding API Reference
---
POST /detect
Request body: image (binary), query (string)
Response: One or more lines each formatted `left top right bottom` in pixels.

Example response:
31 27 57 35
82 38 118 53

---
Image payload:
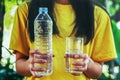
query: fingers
29 49 55 58
29 58 47 72
29 49 41 57
64 53 86 59
29 59 46 78
72 66 87 72
72 61 85 66
68 53 90 75
29 50 54 77
28 50 47 77
72 61 88 72
30 59 47 65
29 64 43 78
72 54 89 66
73 53 87 59
29 64 46 72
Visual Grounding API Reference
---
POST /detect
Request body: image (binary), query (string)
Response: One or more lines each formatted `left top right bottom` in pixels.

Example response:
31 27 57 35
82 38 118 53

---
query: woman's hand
15 49 54 77
65 53 90 76
65 53 103 78
28 49 54 77
28 50 45 77
72 53 90 76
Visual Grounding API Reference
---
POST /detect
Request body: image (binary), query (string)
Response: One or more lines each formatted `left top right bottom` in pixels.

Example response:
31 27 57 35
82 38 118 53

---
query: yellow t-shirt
10 2 116 80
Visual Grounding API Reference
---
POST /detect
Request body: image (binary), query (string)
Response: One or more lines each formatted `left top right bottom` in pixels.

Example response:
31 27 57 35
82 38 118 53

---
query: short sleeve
9 3 29 56
91 6 117 62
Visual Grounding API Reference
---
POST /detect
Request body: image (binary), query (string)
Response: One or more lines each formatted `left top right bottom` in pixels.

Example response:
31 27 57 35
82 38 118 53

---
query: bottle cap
39 7 48 13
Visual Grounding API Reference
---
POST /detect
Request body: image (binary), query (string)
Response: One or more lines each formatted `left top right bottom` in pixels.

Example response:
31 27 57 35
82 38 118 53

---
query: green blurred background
0 0 120 80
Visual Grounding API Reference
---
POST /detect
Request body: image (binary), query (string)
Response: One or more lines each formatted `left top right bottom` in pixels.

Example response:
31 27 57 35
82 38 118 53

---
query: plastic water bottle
34 7 53 76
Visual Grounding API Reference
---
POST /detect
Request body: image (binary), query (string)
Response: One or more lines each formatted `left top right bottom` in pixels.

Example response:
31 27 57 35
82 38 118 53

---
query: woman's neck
55 0 70 4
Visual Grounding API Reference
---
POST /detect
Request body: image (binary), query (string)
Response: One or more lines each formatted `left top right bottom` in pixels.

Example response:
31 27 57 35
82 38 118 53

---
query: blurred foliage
4 0 26 29
95 0 120 16
1 1 25 80
0 46 23 80
4 1 17 29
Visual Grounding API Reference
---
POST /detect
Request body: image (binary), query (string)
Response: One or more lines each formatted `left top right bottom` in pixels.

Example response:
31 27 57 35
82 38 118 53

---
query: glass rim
65 37 84 40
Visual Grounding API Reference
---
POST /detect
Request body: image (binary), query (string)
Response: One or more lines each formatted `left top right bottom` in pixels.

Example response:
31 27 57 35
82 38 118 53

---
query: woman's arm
15 51 32 76
83 56 103 78
67 54 103 79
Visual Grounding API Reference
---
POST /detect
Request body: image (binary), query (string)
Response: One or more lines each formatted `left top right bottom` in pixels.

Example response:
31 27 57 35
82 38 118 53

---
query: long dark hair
28 0 94 44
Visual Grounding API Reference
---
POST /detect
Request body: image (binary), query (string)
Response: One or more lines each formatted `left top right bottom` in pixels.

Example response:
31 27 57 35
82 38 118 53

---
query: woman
10 0 116 80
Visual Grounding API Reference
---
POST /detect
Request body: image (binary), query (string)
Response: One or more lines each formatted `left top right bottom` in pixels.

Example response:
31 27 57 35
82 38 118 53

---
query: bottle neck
39 11 47 14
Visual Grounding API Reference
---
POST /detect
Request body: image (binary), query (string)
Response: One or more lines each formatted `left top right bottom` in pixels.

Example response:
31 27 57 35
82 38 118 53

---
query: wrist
83 57 93 78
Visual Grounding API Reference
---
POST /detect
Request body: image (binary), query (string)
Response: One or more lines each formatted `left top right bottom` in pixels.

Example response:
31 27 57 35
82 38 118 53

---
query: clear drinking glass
65 37 84 74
